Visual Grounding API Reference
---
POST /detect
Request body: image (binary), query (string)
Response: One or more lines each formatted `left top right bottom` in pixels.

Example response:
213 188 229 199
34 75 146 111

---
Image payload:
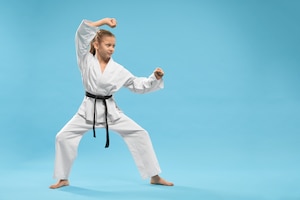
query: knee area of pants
55 133 67 143
137 130 149 137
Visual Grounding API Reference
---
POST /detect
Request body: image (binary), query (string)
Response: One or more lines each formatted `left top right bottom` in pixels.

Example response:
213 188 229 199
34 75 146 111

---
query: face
95 36 116 62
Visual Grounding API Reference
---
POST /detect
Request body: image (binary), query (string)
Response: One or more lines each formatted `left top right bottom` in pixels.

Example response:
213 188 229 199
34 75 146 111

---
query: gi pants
53 113 161 180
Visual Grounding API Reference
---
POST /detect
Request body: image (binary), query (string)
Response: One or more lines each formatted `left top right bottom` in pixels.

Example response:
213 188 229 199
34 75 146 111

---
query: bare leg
49 179 70 189
150 175 174 186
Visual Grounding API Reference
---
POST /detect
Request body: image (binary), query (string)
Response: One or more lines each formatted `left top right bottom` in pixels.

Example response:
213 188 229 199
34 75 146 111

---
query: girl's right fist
107 18 117 28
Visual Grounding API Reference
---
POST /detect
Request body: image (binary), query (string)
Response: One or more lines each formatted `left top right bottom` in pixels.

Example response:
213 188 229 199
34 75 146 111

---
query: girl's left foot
49 179 69 189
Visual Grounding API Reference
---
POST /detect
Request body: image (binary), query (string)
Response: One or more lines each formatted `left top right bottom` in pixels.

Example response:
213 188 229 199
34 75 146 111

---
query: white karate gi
53 20 163 180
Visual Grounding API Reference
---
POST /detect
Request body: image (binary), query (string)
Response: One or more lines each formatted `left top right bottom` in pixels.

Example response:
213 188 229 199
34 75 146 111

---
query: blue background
0 0 300 199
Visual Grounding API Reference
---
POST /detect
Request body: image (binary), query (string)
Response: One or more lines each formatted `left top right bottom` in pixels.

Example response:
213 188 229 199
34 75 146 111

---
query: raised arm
86 18 117 28
75 18 117 70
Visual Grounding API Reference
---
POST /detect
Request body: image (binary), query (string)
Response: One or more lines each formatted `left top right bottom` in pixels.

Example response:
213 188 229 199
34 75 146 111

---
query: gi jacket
75 20 164 124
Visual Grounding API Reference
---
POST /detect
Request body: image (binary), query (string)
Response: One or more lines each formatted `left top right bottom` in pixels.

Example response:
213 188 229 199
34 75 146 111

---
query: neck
96 52 110 64
96 54 110 73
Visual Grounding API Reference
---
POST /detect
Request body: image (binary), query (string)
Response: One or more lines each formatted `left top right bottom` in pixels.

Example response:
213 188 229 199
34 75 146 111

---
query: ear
93 41 99 50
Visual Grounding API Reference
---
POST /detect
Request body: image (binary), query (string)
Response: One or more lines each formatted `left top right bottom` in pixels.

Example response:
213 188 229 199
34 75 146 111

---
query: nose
110 46 114 52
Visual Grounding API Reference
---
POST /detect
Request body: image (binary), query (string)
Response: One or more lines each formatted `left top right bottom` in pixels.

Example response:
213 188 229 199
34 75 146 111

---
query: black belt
85 91 112 148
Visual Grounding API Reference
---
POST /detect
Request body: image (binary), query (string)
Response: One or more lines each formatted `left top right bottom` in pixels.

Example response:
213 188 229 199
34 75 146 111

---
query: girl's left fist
154 68 164 80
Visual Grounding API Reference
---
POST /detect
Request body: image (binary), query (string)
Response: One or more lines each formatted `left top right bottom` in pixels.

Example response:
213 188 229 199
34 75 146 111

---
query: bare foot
150 175 174 186
49 179 69 189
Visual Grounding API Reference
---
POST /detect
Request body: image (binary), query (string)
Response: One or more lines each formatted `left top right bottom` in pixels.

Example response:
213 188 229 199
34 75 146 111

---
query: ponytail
90 38 96 55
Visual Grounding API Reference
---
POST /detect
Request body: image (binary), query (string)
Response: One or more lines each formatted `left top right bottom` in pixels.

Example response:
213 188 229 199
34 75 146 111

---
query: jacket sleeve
75 20 98 71
124 72 164 94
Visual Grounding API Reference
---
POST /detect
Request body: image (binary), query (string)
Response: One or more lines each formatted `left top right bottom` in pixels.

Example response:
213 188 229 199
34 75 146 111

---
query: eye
106 44 115 48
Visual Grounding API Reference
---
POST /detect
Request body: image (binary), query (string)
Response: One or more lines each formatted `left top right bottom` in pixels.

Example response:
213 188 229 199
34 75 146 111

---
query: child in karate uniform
50 17 173 189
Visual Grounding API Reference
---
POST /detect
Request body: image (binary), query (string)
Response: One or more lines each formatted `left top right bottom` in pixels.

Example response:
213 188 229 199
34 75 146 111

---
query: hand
106 18 117 28
154 68 164 80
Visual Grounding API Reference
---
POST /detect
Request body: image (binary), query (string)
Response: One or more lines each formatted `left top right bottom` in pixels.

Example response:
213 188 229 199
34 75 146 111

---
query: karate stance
49 17 173 189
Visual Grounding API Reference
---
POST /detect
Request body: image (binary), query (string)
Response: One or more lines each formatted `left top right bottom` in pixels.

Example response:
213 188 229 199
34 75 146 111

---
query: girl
49 18 173 189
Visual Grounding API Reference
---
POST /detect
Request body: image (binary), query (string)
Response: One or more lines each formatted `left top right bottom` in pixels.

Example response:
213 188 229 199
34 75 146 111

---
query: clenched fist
106 18 117 28
154 68 164 80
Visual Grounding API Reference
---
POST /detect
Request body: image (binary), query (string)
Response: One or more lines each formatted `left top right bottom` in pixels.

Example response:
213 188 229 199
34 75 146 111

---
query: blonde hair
90 29 115 55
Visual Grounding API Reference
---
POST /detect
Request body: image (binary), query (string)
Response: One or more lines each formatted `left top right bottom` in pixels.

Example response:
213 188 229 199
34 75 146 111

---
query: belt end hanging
105 128 109 148
93 127 96 138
